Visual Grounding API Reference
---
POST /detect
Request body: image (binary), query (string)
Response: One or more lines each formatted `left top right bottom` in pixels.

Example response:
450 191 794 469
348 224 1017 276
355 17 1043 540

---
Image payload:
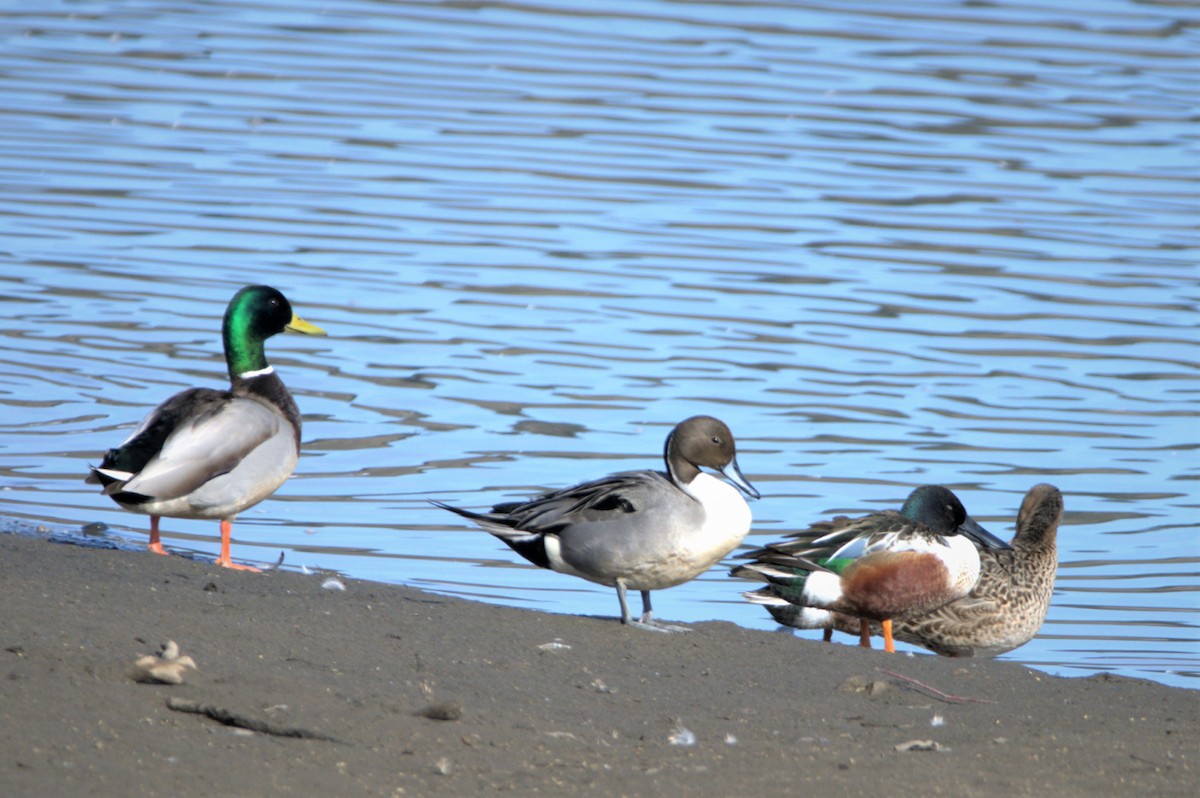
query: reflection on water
0 0 1196 687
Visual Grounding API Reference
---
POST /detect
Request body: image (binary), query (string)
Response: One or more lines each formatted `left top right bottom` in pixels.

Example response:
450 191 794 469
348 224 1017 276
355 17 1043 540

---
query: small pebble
839 675 889 695
417 701 464 721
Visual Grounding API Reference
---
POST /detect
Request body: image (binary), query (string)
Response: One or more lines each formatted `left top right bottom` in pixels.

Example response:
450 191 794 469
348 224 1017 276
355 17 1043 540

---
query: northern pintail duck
804 484 1062 656
87 285 326 571
732 485 1010 652
434 415 760 632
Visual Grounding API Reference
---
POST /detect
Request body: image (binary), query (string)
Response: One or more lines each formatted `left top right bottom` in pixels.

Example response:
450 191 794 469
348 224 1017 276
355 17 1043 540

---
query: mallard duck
732 485 1011 652
812 484 1063 656
434 415 760 632
87 285 325 571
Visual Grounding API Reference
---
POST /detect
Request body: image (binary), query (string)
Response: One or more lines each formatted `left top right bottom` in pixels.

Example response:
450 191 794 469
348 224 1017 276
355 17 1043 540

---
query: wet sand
0 528 1194 797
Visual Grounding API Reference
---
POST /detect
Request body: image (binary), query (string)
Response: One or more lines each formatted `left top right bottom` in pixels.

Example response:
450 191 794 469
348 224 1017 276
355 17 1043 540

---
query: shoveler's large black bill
959 515 1011 550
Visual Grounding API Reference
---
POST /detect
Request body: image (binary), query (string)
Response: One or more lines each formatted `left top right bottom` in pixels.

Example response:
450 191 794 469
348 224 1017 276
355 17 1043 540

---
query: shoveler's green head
900 485 971 533
222 285 325 378
902 485 1009 550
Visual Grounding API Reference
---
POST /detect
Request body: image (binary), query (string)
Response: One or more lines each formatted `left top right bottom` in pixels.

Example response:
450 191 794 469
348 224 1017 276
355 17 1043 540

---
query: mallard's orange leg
882 619 895 653
147 516 167 556
214 519 261 572
858 619 872 648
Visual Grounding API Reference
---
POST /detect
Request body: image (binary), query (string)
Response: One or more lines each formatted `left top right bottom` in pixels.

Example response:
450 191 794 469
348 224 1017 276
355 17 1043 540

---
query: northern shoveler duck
434 415 760 632
87 285 326 571
809 484 1062 656
732 485 1011 652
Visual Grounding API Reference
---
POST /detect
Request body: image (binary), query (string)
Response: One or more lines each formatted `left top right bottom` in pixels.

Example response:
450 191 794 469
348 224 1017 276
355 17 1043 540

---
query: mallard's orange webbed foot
214 519 261 572
147 516 168 555
214 556 261 572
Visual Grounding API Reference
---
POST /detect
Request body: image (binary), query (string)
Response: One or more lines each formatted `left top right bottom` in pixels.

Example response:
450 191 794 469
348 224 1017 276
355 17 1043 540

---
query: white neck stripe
239 365 274 379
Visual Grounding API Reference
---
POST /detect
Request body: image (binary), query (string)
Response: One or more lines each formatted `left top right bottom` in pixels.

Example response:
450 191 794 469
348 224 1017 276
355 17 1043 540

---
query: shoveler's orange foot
147 541 168 556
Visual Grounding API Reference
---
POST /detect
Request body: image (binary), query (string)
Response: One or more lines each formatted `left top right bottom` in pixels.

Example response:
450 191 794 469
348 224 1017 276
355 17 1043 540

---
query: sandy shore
0 527 1194 797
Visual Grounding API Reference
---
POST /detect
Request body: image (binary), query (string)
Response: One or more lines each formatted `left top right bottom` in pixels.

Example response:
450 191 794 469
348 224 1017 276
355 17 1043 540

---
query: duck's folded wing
500 470 668 531
115 396 285 501
89 388 228 485
765 511 908 560
824 514 948 561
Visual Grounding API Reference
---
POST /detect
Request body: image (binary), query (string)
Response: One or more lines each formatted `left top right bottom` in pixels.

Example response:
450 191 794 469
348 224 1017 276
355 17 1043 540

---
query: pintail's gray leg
616 581 689 633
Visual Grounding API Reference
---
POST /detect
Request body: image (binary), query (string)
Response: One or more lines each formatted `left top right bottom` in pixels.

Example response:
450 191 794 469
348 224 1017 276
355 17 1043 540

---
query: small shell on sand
130 639 197 685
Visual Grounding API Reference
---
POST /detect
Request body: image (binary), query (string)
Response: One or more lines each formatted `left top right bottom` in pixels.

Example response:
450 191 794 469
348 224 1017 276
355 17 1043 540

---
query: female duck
87 285 325 571
733 485 1010 652
435 415 760 632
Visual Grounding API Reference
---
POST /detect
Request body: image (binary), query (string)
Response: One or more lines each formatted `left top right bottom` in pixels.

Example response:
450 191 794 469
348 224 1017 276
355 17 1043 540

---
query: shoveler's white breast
938 533 983 595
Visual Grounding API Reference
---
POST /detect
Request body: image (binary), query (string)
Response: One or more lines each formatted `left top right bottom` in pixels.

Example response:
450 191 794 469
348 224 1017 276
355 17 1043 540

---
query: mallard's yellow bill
286 313 326 336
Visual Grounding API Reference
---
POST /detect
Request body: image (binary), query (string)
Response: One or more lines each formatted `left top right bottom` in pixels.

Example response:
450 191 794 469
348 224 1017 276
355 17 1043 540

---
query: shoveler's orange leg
858 619 872 649
882 619 896 653
214 519 261 572
147 516 168 556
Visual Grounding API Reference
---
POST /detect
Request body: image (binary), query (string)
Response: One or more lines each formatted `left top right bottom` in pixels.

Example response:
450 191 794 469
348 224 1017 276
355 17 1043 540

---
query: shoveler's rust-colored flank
839 550 955 620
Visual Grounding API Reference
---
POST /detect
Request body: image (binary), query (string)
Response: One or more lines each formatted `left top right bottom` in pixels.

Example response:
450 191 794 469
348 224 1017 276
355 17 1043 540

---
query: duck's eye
711 436 721 445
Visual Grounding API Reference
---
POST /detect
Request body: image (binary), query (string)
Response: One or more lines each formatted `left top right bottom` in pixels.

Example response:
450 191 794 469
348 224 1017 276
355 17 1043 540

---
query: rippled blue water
1 0 1196 688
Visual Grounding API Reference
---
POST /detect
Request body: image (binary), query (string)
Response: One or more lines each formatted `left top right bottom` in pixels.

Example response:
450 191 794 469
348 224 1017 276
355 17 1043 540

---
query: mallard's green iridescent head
222 285 325 378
